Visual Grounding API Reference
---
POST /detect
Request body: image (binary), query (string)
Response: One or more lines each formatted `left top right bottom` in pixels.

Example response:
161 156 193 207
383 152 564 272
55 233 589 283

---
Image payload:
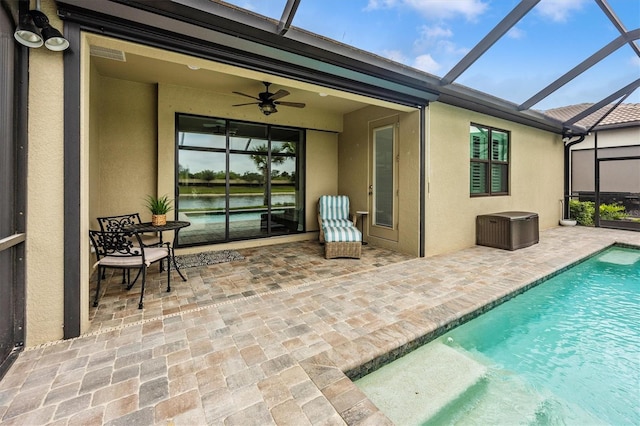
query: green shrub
599 203 627 221
569 200 594 226
569 199 627 226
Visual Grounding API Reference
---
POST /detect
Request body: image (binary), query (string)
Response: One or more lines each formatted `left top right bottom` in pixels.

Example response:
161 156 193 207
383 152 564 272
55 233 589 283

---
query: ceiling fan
232 82 306 116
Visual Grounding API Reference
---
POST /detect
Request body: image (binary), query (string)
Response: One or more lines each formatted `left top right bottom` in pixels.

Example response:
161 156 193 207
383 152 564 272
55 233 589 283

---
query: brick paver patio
0 227 638 425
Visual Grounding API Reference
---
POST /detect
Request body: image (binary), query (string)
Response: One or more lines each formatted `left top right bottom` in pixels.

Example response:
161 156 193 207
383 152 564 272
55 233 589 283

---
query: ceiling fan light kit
232 82 306 116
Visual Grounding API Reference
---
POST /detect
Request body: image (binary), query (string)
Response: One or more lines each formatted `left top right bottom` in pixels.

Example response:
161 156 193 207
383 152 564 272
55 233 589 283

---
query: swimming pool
356 245 640 425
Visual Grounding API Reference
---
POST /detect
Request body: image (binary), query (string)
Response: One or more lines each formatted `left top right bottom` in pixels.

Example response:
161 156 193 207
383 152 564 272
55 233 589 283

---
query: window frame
469 123 510 197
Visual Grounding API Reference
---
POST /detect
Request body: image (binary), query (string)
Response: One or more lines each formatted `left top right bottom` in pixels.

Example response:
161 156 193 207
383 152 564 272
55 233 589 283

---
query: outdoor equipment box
476 211 539 250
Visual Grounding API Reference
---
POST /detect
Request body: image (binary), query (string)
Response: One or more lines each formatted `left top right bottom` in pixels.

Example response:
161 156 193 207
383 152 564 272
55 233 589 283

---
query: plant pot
152 214 166 226
559 219 577 226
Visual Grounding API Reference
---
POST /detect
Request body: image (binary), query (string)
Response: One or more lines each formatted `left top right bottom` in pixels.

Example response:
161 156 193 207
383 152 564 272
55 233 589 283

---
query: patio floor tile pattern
1 227 639 425
88 241 415 332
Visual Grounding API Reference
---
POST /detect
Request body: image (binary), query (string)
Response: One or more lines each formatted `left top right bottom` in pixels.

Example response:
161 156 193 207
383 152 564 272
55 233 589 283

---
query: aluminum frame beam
585 94 629 133
519 28 640 111
595 0 640 57
277 0 300 35
440 0 540 86
564 78 640 127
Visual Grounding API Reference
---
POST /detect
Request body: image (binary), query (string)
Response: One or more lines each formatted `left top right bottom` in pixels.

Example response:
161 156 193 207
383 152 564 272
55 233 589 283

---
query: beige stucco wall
25 0 65 345
339 106 421 256
572 126 640 150
425 102 564 255
306 130 339 232
93 77 158 220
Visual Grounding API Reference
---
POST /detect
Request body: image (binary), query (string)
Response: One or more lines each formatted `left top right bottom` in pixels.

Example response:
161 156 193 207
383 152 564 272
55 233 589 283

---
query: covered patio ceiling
59 0 639 134
88 36 414 120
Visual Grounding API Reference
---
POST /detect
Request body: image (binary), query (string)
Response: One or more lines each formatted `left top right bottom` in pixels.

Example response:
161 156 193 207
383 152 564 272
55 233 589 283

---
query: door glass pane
178 150 227 244
178 116 226 149
270 155 297 234
374 126 394 228
229 153 265 240
229 122 268 151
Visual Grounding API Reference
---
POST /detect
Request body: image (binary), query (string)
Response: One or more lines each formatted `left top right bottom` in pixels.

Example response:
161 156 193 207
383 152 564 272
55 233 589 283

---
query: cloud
535 0 588 22
422 25 453 39
413 24 452 51
366 0 488 21
507 26 525 39
365 0 399 9
413 54 442 74
436 40 469 56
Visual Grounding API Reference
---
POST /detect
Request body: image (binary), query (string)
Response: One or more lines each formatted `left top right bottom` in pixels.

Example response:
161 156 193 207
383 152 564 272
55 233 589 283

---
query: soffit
86 33 415 116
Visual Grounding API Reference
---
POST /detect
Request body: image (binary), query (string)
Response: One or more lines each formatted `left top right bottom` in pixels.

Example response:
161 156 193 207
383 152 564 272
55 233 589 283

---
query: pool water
356 246 640 425
183 210 286 224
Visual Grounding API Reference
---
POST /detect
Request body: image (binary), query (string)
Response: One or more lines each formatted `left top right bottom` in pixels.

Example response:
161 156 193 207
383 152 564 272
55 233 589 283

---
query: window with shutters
470 124 509 196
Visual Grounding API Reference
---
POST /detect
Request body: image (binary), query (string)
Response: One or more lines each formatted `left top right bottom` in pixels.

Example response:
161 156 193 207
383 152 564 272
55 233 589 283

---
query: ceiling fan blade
232 91 260 100
275 101 306 108
269 89 290 101
232 102 260 107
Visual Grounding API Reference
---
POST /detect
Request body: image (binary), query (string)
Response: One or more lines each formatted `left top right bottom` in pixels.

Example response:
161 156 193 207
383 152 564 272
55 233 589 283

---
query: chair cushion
322 218 354 228
99 255 144 268
98 247 168 267
323 225 362 243
143 247 170 264
319 195 350 221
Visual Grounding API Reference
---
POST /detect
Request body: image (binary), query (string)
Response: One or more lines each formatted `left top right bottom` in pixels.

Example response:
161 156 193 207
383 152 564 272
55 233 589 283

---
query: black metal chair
89 229 171 309
97 213 162 283
97 213 161 247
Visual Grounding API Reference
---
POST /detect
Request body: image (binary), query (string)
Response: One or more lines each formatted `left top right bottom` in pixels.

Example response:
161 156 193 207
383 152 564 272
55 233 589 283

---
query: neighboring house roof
543 103 640 131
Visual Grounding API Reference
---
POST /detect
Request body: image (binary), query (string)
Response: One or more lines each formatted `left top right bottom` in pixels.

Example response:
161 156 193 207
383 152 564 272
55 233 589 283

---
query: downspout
419 105 426 257
563 132 586 220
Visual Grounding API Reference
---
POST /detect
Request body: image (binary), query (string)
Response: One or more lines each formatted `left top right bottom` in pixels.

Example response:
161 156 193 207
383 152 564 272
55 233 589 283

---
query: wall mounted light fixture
13 0 69 51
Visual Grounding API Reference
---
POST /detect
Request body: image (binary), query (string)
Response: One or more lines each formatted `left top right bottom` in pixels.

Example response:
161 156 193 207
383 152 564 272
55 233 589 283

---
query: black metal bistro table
125 220 190 281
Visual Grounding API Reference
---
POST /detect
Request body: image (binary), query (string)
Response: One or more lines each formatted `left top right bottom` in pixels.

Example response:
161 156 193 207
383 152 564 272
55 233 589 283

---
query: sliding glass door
176 114 305 246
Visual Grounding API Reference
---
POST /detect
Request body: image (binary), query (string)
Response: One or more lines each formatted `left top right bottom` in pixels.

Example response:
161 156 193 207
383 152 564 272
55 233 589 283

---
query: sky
222 0 640 110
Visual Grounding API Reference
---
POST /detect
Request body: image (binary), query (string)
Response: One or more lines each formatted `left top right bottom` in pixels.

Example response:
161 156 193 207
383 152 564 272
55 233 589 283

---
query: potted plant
145 194 173 226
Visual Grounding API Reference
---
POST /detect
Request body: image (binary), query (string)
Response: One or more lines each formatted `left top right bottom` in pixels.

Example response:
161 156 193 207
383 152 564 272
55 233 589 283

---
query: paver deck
1 227 638 425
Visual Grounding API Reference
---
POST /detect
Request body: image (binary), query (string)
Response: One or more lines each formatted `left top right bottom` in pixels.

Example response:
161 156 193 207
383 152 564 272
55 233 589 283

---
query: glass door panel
270 126 303 235
369 118 399 242
177 150 227 244
374 125 394 228
229 152 265 240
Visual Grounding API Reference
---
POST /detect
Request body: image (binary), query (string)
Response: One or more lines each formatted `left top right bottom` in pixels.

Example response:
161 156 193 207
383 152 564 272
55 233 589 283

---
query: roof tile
543 103 640 130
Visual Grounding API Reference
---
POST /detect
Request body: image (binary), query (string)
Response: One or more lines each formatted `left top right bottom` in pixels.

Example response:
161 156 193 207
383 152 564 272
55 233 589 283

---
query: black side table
356 211 369 245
